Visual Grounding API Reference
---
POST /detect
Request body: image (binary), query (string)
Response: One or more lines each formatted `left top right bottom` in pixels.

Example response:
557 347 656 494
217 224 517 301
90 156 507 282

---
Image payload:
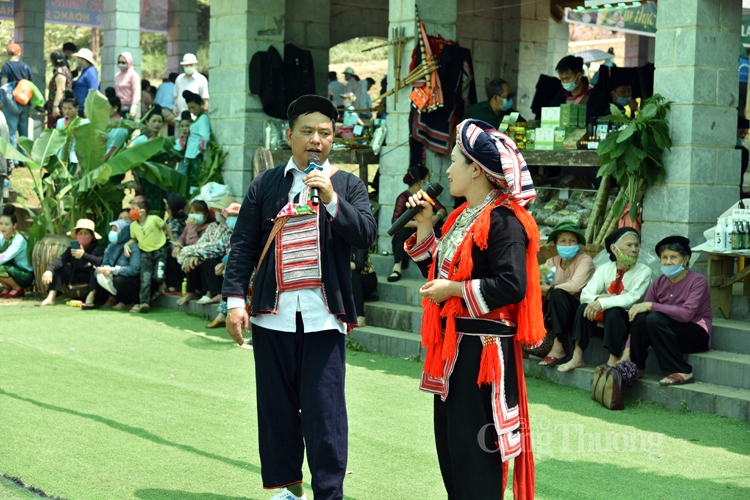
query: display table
271 148 378 181
696 250 750 319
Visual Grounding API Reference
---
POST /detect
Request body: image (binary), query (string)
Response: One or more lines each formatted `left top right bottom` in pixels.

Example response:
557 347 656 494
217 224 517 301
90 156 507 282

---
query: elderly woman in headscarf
557 227 652 372
403 119 545 500
628 236 711 386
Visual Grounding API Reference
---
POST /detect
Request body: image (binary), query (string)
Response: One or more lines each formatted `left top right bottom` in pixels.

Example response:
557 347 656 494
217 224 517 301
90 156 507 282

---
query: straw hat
67 218 102 239
222 202 242 217
72 48 95 65
209 196 237 212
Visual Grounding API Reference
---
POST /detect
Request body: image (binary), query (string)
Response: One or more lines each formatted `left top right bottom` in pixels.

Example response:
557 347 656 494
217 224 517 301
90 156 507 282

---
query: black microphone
307 155 322 206
387 182 444 236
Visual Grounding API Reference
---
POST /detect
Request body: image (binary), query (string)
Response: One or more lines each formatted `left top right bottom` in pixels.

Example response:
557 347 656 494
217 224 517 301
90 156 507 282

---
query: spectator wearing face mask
463 77 525 128
172 199 213 306
87 219 142 310
174 53 209 127
550 55 591 107
176 197 235 307
114 52 140 119
39 219 104 307
71 48 99 116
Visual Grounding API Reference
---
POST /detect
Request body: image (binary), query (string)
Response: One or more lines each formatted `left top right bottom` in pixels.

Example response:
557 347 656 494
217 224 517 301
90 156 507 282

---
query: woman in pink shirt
114 51 140 119
538 221 595 366
628 236 711 386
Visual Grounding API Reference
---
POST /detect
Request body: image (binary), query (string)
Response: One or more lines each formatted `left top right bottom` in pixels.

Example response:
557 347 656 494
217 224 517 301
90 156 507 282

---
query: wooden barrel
32 235 71 295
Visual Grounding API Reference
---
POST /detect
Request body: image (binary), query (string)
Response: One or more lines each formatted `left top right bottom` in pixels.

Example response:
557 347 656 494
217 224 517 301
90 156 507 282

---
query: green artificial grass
1 301 749 500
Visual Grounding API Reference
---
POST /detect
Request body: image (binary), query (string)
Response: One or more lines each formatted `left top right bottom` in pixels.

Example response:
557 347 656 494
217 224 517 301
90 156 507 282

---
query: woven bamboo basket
32 235 71 294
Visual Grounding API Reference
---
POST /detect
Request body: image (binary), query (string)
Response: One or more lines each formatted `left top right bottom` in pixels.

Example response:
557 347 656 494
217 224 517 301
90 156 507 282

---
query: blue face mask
501 97 513 111
557 245 580 261
225 217 237 230
188 213 204 225
661 263 684 279
561 76 579 92
108 231 118 244
616 96 630 107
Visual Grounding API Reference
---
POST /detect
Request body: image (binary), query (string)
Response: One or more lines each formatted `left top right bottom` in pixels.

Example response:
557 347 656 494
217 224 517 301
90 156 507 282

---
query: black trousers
351 271 377 316
391 227 414 268
252 314 347 500
92 275 141 305
571 303 629 357
139 247 167 304
434 335 516 500
51 263 92 293
630 312 710 374
186 258 223 296
165 249 184 291
546 288 580 347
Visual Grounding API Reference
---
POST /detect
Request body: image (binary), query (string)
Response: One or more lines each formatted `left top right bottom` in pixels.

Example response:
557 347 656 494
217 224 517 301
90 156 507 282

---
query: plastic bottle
66 300 83 308
715 218 723 250
725 218 733 251
745 221 750 250
732 221 740 251
181 277 188 296
2 178 9 200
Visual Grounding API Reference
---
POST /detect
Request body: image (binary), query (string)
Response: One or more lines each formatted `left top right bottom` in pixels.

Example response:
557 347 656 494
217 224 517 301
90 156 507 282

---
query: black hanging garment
284 43 316 104
248 46 288 119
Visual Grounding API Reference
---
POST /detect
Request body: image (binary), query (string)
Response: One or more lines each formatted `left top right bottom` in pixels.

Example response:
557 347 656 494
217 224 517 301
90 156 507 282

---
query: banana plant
0 90 189 259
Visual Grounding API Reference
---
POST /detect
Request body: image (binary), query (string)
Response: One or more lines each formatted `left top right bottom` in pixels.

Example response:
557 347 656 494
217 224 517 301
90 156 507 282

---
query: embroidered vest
274 201 323 293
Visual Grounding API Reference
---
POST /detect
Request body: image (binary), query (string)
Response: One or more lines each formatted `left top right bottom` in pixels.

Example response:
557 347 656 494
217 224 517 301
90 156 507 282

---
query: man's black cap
287 94 339 123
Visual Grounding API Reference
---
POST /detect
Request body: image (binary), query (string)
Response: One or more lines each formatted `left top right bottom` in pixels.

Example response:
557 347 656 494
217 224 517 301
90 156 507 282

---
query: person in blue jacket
87 219 141 309
71 48 99 117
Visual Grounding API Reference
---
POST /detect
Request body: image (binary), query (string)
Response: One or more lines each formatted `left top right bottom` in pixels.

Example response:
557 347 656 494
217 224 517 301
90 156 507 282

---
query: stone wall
286 0 331 97
167 0 198 75
643 0 741 250
102 0 142 94
210 0 286 196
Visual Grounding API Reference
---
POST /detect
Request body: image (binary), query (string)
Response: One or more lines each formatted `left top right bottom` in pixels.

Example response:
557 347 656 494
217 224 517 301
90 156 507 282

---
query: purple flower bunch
617 361 640 388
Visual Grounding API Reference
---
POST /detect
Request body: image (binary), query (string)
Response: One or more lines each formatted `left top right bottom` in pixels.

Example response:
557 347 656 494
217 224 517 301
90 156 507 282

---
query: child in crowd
124 195 167 313
182 90 210 192
174 110 193 177
0 204 33 298
131 106 167 213
118 208 131 221
56 90 89 182
341 92 364 127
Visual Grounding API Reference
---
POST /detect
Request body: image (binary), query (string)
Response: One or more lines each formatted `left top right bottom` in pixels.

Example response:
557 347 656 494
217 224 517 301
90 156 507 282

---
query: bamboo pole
585 175 612 244
595 190 624 245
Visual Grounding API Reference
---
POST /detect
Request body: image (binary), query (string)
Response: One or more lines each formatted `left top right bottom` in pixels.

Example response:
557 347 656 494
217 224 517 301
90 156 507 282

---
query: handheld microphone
387 182 444 236
306 155 322 206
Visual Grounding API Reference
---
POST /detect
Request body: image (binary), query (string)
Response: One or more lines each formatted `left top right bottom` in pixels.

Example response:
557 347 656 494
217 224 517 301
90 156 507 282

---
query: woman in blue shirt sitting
0 204 34 298
182 90 211 192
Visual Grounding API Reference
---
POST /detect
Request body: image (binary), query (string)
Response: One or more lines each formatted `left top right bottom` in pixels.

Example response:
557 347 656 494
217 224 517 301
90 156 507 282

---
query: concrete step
349 325 424 360
370 254 426 281
153 293 217 319
363 301 422 333
523 359 750 423
712 318 750 355
376 275 424 308
728 293 749 321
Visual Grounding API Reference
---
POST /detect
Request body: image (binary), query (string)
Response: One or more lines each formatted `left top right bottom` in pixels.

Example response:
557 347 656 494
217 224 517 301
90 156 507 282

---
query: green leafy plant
193 135 228 192
0 90 187 258
591 94 673 245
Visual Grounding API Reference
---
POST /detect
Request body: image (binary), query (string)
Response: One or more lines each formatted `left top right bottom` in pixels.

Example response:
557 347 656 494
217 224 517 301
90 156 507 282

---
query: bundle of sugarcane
584 175 612 244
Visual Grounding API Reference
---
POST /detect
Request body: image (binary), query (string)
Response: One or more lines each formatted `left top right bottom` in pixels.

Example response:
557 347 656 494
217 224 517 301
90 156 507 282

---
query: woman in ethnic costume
404 119 545 500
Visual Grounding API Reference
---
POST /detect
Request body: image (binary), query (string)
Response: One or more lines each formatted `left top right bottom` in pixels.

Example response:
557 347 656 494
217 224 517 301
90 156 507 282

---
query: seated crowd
1 161 712 386
537 222 711 386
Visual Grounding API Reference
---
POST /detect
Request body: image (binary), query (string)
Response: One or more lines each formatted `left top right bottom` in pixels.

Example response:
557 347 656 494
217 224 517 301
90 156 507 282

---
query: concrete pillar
624 34 653 67
377 0 456 251
13 0 45 94
285 0 330 96
102 0 142 93
457 0 502 102
210 0 285 197
499 0 550 119
642 0 741 250
546 18 570 76
167 0 198 75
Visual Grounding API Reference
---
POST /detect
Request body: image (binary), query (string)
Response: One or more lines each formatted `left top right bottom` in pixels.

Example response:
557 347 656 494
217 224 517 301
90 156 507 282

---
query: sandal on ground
5 288 25 298
205 319 226 329
660 373 695 386
387 271 401 282
539 356 561 367
112 303 131 311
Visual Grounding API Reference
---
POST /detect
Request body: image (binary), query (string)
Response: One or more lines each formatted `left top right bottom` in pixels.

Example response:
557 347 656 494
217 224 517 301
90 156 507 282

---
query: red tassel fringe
477 338 500 387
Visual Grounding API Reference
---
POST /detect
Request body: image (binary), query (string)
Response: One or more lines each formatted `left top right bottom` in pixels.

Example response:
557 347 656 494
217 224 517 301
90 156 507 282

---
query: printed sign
565 2 657 37
0 0 166 32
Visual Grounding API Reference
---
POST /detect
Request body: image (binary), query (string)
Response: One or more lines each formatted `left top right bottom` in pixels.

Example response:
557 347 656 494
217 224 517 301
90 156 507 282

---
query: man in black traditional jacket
222 95 377 500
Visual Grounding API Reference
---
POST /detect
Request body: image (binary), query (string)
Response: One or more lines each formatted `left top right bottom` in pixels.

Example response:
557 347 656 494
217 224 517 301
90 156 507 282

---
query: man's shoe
269 488 306 500
139 303 150 313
